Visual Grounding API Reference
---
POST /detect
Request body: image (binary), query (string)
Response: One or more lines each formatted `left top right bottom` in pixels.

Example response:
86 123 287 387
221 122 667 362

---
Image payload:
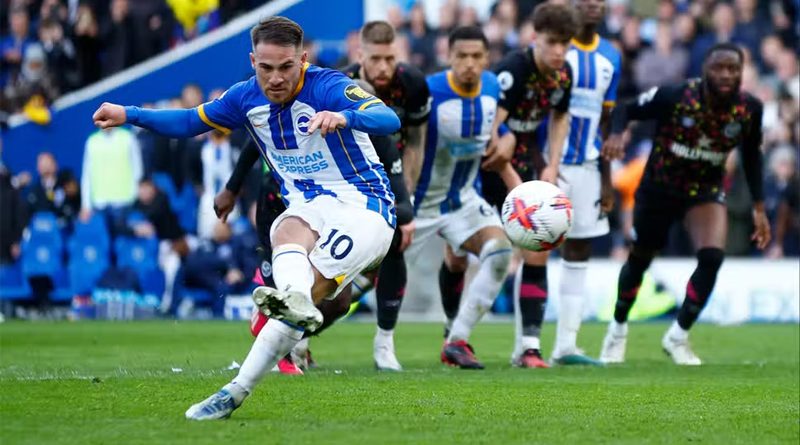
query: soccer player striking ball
93 16 401 419
230 21 429 372
405 25 515 370
546 0 621 365
599 43 770 365
478 3 578 368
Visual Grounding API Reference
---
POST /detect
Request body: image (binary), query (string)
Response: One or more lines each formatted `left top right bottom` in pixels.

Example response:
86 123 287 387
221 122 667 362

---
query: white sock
233 318 304 393
667 320 689 341
520 335 540 351
554 260 587 355
512 263 523 357
610 320 628 337
448 239 512 343
376 327 394 339
292 337 309 356
271 243 314 300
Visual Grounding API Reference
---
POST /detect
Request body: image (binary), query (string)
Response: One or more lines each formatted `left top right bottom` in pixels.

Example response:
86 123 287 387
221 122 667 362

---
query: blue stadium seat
151 172 180 205
21 212 64 280
0 262 31 300
115 236 159 272
114 236 164 298
174 183 198 234
68 216 111 296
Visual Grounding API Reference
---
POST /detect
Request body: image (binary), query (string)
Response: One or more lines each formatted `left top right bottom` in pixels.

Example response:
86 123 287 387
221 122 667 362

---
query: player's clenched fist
307 111 347 137
92 102 127 129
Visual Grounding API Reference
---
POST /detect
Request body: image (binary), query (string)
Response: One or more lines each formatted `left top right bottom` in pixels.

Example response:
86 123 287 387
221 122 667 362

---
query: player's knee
628 246 655 272
445 254 468 273
479 237 513 281
696 247 724 272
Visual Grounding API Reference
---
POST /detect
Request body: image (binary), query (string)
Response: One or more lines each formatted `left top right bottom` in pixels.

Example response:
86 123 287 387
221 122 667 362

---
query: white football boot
251 286 323 332
662 330 702 366
185 383 248 420
373 330 402 371
600 321 628 364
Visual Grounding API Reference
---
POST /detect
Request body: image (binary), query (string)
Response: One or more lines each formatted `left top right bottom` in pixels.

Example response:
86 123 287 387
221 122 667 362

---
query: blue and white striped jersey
414 70 503 218
199 63 396 227
547 35 621 165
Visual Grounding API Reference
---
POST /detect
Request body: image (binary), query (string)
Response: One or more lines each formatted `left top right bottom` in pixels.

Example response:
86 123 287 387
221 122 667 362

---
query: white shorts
558 162 609 239
407 195 502 259
269 196 395 298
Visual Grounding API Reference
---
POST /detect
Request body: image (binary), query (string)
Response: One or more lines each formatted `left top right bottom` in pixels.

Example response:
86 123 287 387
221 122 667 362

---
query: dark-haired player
599 43 770 365
439 3 578 368
341 20 430 371
94 16 401 419
224 21 427 372
405 25 515 369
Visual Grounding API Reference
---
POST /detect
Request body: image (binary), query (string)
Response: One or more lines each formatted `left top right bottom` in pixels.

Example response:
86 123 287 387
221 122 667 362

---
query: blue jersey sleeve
603 48 622 106
319 70 400 135
196 80 250 133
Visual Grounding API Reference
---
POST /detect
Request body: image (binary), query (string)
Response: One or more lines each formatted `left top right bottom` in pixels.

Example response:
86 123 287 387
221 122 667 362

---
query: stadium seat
152 173 180 205
114 236 162 297
21 212 64 280
0 261 31 300
115 236 159 271
68 215 111 296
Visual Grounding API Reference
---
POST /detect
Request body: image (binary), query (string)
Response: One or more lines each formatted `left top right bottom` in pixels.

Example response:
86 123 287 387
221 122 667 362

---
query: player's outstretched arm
92 102 215 138
739 99 770 250
307 104 400 138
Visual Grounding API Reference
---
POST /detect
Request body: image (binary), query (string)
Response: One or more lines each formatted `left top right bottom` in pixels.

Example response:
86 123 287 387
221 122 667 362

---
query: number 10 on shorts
319 229 354 260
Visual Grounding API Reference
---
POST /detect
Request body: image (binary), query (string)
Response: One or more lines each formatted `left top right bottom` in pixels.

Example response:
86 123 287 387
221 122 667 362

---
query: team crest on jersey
497 71 514 90
550 88 564 105
724 121 742 138
260 261 272 278
682 117 695 128
295 112 312 135
344 84 374 102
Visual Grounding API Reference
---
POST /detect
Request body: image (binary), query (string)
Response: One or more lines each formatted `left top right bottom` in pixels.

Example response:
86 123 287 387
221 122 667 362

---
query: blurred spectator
1 7 35 90
180 220 249 316
100 0 135 77
25 151 80 226
616 15 643 100
194 129 240 240
733 0 771 66
72 0 102 87
641 0 677 43
404 3 436 72
767 172 800 258
0 165 28 265
38 18 78 95
2 42 59 117
633 22 689 91
119 177 190 308
764 145 797 221
688 2 737 77
167 0 221 46
150 83 204 191
80 127 143 215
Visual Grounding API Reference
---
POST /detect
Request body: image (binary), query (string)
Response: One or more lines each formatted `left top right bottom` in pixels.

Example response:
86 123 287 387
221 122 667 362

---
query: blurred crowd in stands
0 0 267 115
0 0 798 317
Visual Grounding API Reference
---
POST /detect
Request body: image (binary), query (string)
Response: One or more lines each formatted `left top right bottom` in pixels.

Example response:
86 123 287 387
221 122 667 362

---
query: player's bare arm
402 122 427 192
541 109 569 184
481 105 511 171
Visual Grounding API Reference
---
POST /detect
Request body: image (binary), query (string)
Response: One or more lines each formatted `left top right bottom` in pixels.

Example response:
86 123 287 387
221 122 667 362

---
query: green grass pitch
1 320 798 444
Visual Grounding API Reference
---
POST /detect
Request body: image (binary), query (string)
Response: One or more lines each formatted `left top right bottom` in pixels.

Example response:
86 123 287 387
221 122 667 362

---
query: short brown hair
360 21 395 45
251 16 303 48
531 3 578 41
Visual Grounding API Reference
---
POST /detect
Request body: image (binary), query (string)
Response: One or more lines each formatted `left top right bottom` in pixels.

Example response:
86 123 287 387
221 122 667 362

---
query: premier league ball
501 181 573 252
